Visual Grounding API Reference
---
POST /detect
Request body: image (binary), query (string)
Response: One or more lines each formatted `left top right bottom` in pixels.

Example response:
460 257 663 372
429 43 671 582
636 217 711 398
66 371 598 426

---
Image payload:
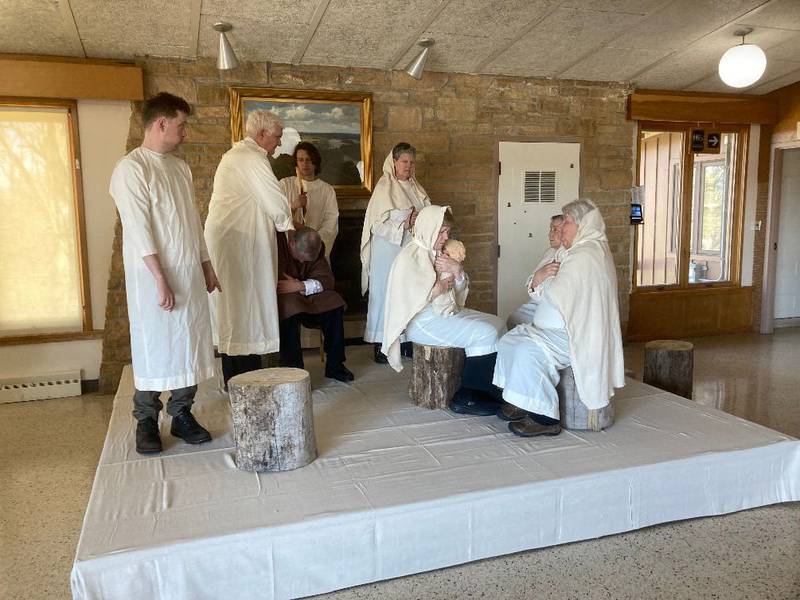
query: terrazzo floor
1 328 798 600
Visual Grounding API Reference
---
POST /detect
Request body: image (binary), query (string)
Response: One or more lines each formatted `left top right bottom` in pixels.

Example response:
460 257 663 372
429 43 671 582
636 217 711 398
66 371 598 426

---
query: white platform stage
71 346 800 600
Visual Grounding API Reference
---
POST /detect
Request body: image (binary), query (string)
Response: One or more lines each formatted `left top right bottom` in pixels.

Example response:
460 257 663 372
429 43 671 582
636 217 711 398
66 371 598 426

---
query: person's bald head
289 227 322 262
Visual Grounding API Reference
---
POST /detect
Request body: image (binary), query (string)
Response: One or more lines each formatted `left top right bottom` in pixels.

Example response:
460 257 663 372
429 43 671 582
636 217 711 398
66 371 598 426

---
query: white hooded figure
381 205 505 374
360 143 430 354
493 199 626 425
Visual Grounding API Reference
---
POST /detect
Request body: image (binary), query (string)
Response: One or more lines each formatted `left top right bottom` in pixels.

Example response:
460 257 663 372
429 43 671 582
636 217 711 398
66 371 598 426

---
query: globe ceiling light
718 28 766 89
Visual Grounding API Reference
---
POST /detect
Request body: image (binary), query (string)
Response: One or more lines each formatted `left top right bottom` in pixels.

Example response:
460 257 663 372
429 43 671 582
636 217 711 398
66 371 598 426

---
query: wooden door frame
761 140 800 334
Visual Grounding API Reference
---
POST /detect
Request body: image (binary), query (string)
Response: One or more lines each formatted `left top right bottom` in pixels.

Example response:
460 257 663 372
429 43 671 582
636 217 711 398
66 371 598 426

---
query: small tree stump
408 344 466 409
558 366 614 431
643 340 694 399
228 368 317 472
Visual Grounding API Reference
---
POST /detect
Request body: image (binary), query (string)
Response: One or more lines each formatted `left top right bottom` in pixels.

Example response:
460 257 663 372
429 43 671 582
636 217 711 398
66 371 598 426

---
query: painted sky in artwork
246 101 361 135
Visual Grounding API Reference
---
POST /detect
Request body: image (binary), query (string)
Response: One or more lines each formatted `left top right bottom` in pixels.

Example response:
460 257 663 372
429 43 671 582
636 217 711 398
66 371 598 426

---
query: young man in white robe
279 141 339 260
204 110 301 386
493 199 626 437
110 92 220 455
360 143 431 363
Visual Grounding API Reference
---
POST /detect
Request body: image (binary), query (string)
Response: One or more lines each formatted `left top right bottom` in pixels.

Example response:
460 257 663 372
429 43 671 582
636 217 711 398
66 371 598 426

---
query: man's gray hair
293 226 322 259
245 110 283 138
562 199 596 224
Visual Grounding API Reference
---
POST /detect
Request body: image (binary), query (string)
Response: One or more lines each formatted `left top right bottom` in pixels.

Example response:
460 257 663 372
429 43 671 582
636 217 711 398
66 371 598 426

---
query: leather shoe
508 416 561 437
496 402 529 421
400 342 414 358
136 417 162 454
449 388 499 416
170 410 212 444
373 343 388 364
326 364 355 382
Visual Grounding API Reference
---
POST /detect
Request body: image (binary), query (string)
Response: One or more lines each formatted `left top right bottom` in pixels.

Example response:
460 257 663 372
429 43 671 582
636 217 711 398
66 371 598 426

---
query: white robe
506 246 561 329
381 205 505 372
110 147 215 391
279 176 339 259
204 138 294 356
493 202 625 416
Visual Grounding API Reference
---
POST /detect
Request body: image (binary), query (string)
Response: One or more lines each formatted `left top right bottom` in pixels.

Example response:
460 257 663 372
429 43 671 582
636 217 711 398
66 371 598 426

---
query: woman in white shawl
361 143 431 363
382 205 507 415
493 199 625 437
506 214 564 329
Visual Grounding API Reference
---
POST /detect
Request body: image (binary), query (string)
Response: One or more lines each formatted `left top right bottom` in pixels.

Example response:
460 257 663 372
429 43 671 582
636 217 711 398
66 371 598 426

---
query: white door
497 142 580 320
775 148 800 320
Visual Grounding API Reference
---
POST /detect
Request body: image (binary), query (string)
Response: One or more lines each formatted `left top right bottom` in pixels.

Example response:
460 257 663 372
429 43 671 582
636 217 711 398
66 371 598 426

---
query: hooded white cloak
494 201 625 415
204 137 294 355
361 153 430 343
381 205 504 372
110 147 215 391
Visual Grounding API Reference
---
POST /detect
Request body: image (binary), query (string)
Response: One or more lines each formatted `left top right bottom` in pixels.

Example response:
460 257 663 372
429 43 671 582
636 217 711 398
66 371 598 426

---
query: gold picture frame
230 87 373 196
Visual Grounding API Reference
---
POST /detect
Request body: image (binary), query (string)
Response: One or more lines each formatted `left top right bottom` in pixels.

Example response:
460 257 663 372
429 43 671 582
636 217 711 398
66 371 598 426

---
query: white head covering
546 200 625 408
381 205 449 372
359 152 430 294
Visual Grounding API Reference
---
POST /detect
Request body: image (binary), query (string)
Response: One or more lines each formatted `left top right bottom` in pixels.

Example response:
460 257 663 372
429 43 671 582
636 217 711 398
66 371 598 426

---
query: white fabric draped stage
71 346 800 600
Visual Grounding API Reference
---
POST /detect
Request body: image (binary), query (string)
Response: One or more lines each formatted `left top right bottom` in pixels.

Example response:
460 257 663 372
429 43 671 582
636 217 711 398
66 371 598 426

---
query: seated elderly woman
381 205 507 415
506 213 564 329
493 199 625 437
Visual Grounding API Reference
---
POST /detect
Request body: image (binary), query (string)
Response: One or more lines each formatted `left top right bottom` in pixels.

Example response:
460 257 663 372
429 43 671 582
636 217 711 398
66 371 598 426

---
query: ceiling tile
561 47 665 81
198 1 319 63
484 6 644 77
559 0 665 15
738 0 800 31
71 0 195 59
301 0 433 69
0 0 82 57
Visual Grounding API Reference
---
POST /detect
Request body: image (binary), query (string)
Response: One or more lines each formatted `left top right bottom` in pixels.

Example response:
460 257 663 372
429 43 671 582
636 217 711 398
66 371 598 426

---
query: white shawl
381 205 449 372
360 152 430 294
545 202 625 408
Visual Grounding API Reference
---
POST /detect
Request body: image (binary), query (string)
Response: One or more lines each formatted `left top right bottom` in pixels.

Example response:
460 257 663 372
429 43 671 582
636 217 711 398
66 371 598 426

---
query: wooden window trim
0 97 93 340
632 121 749 295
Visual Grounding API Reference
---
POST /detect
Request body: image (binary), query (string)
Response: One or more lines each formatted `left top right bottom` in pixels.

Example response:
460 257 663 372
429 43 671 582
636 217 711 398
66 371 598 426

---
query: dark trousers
221 353 262 387
460 352 503 402
133 385 197 421
279 308 346 369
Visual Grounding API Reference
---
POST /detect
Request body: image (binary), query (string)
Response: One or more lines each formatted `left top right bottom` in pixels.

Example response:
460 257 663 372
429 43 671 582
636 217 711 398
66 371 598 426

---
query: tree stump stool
643 340 694 399
228 368 317 472
408 343 466 409
557 366 614 431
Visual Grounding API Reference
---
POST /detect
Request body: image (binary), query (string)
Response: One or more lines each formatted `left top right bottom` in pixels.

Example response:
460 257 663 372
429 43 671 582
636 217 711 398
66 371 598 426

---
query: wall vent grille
0 370 81 403
524 170 557 203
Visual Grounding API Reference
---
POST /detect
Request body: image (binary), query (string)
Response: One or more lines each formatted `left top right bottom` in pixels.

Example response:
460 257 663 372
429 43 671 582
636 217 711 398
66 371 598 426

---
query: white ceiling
2 0 800 94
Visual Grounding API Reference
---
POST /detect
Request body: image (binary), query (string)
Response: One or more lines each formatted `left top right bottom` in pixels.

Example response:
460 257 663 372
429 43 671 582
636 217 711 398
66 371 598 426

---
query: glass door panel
636 130 683 287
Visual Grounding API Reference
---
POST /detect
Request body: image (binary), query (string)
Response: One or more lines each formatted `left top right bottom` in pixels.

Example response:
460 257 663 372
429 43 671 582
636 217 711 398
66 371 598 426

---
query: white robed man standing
493 199 625 437
110 92 220 455
279 141 339 260
360 142 430 363
204 110 298 386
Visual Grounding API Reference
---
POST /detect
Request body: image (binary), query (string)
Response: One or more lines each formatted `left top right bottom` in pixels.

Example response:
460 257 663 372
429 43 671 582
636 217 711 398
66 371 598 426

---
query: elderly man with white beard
205 110 304 386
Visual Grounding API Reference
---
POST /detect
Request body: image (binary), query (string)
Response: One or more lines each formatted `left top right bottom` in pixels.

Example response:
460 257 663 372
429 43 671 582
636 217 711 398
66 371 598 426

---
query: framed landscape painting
229 87 373 196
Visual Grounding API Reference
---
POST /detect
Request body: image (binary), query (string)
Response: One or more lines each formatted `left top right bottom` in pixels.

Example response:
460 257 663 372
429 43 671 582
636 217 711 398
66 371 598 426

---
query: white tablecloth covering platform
71 346 800 600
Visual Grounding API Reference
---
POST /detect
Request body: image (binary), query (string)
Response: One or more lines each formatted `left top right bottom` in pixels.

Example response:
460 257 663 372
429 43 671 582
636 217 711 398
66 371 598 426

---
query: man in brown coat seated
277 227 354 382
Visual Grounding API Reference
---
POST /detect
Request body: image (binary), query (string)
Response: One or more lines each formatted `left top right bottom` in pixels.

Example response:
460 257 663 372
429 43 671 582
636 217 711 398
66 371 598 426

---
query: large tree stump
228 368 317 472
558 366 614 431
408 344 466 409
643 340 694 399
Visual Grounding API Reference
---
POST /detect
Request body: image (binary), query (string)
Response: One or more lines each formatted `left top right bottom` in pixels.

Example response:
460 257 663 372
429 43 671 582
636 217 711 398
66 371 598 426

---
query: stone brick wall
99 58 635 392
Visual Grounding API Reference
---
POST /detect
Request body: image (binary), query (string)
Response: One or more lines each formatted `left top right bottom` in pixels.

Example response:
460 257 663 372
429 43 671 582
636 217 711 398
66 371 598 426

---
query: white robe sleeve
318 186 339 252
110 159 158 258
372 208 411 246
247 157 293 232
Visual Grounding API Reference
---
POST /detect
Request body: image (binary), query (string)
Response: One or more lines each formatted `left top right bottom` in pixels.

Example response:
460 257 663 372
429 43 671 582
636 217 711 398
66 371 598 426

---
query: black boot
373 343 388 364
400 341 414 358
170 410 212 444
136 417 162 454
325 363 355 382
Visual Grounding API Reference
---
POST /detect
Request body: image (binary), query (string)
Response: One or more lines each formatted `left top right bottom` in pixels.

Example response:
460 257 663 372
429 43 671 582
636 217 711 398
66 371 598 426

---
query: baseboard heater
0 370 82 403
